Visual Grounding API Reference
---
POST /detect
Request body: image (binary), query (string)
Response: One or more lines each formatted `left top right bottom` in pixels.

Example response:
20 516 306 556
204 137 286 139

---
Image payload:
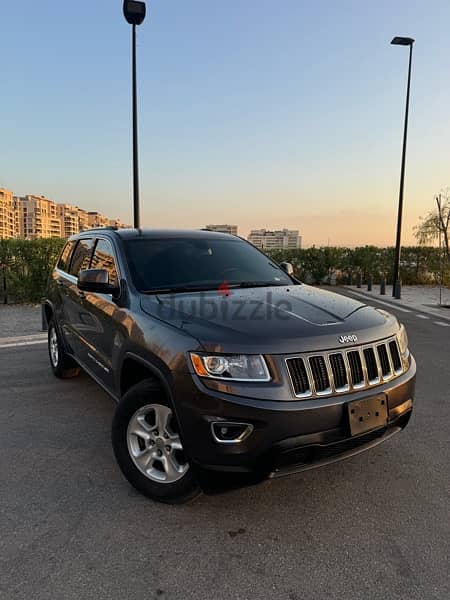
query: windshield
124 237 294 293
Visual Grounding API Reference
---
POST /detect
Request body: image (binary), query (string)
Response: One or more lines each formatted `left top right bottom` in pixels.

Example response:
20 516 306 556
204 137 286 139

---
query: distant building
0 188 131 239
205 224 238 236
57 204 80 238
78 208 89 232
248 228 301 250
0 188 16 239
15 195 61 239
87 211 111 229
109 218 130 229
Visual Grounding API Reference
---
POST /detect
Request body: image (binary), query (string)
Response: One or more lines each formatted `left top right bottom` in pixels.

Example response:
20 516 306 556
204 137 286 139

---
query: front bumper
172 356 416 483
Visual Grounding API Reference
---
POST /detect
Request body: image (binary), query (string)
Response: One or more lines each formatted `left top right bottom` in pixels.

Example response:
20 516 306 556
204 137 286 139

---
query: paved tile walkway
343 285 450 321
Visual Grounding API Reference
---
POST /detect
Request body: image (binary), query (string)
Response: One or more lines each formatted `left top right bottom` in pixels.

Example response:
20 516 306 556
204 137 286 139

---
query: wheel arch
119 353 173 401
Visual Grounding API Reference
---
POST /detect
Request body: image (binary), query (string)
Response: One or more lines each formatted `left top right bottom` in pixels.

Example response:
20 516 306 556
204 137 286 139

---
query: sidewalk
0 304 43 338
343 285 450 321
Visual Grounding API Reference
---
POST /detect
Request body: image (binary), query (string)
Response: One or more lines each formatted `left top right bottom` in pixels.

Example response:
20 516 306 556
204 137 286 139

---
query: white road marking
434 321 450 327
0 340 47 349
416 314 430 319
343 290 412 313
0 333 47 349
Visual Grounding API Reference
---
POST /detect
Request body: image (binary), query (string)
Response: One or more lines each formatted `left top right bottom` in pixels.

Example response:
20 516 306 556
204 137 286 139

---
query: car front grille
285 336 405 398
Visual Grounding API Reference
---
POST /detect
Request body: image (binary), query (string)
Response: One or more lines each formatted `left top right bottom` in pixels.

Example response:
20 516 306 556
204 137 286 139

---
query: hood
140 284 399 354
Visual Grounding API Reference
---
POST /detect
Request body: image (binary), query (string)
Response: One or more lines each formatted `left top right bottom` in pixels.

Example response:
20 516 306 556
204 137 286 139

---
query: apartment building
57 204 80 238
88 211 111 229
205 224 238 235
247 228 302 250
57 204 91 237
109 218 129 229
0 188 16 239
15 195 61 239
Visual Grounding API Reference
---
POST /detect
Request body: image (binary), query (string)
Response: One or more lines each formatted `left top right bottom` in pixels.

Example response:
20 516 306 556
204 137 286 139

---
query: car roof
72 228 239 241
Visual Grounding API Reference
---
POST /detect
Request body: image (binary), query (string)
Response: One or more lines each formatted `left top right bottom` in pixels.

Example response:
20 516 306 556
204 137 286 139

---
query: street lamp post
123 1 147 229
391 36 415 299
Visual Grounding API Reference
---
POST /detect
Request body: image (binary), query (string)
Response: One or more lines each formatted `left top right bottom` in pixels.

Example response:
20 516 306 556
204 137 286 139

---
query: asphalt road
1 291 449 600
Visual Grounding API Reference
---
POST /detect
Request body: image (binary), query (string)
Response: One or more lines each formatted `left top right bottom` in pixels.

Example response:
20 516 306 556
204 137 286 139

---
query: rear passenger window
90 239 119 287
69 239 94 277
57 240 76 273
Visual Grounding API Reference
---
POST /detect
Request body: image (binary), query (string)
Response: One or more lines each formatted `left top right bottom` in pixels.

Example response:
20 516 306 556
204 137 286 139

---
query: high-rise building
15 195 61 239
205 224 238 235
247 228 301 250
0 188 16 239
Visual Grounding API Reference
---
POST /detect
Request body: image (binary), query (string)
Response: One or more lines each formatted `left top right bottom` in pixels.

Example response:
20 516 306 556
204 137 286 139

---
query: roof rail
84 226 119 232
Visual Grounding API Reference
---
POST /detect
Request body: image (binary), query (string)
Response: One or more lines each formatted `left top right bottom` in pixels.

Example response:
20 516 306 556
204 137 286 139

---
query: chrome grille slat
329 353 349 392
286 336 405 399
285 356 311 397
309 356 332 395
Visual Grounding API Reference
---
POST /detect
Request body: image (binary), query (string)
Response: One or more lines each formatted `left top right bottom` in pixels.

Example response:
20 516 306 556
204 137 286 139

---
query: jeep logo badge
339 334 358 344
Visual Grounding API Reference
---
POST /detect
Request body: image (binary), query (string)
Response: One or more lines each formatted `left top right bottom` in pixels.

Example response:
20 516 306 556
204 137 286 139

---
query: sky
1 0 449 247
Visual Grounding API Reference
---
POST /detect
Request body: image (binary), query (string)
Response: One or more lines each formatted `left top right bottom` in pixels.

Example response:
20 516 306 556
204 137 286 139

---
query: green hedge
267 245 448 286
0 239 447 304
0 238 65 304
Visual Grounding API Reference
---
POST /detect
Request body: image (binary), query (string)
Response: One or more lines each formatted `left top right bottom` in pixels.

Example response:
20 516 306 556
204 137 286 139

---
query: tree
414 190 450 261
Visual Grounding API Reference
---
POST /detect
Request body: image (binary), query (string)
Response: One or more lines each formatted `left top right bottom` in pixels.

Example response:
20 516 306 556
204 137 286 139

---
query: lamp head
391 36 415 46
123 1 146 26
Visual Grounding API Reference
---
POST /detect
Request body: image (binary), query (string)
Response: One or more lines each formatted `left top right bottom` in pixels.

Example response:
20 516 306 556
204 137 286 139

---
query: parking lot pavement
1 301 449 600
0 304 41 338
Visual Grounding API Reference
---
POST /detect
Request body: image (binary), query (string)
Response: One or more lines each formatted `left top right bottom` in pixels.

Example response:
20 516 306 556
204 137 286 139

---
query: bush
267 245 448 286
0 240 447 304
0 238 65 303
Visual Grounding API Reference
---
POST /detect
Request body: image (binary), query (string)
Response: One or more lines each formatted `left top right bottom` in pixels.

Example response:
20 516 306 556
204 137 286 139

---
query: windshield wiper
227 281 288 289
141 285 221 295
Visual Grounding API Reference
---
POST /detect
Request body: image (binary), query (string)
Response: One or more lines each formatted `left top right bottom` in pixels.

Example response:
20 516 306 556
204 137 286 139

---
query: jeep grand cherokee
44 229 415 503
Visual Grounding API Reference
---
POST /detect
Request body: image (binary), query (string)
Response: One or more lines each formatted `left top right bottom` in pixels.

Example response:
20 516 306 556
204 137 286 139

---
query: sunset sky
1 0 449 246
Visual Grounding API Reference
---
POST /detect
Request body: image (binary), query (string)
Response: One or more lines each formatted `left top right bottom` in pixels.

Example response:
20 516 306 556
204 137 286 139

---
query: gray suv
44 228 415 503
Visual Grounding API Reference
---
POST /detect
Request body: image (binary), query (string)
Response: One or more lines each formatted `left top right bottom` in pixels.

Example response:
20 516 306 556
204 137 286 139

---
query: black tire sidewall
48 320 63 377
47 318 79 378
112 379 200 504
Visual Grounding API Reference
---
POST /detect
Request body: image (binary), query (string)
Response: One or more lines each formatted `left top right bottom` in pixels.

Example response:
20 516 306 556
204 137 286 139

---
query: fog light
211 422 254 444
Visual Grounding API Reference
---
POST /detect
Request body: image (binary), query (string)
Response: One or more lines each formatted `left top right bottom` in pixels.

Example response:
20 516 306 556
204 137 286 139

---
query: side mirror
77 269 119 295
280 262 294 277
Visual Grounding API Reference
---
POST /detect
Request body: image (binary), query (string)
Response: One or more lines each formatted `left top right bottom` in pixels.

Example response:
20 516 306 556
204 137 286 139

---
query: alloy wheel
127 404 189 483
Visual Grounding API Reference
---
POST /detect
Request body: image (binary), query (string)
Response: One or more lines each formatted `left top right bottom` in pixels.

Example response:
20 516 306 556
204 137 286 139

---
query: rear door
52 240 77 335
63 237 95 363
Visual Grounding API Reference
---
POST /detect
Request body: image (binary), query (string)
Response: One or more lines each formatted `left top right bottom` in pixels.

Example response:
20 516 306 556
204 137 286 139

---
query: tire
112 379 201 504
47 318 80 379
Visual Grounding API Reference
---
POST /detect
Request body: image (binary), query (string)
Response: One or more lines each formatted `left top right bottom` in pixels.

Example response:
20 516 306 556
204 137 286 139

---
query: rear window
69 238 95 277
57 240 76 273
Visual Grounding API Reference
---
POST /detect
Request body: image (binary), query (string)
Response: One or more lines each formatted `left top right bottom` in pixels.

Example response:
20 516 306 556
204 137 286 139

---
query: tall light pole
391 36 415 299
123 1 147 229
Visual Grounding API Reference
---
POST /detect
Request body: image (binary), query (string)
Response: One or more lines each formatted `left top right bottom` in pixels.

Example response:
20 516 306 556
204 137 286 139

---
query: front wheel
112 379 201 504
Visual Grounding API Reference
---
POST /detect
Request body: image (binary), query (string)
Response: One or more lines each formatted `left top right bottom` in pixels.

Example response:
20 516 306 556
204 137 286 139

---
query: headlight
190 353 270 381
397 324 409 357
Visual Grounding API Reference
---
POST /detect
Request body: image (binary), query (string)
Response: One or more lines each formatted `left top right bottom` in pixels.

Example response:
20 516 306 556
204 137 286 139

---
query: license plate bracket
348 394 388 436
